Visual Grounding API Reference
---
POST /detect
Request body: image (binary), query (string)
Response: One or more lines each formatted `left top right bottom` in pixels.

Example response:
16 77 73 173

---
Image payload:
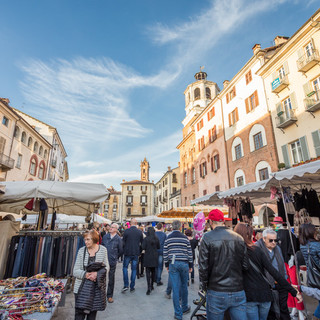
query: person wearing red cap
199 209 248 319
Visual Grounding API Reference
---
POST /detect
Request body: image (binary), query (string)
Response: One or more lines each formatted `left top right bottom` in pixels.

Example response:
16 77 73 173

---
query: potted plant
278 163 286 171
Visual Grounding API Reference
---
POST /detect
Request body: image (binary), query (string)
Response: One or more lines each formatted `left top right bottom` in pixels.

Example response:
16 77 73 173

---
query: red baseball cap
207 209 225 222
271 216 284 224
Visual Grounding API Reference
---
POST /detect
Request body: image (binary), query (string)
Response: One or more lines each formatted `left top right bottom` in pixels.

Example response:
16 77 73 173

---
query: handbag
307 244 320 289
249 258 280 320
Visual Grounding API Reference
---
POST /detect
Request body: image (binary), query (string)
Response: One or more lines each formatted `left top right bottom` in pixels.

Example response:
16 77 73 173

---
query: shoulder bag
307 244 320 289
249 258 280 320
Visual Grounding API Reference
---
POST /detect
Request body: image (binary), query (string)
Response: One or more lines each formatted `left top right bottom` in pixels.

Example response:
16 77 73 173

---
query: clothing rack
18 230 84 236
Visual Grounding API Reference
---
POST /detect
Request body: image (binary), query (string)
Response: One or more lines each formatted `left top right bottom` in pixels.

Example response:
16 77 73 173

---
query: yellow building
120 158 155 221
257 9 320 168
103 186 121 222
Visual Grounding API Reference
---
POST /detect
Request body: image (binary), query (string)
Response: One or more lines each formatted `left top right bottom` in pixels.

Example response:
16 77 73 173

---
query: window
16 154 22 169
185 197 187 206
113 212 117 220
112 204 117 211
0 137 6 153
235 144 242 160
213 154 220 171
38 163 44 179
206 88 212 99
30 159 36 176
126 195 133 204
192 167 196 184
226 86 236 103
203 190 207 196
198 136 205 151
259 168 269 180
236 176 244 186
215 185 220 192
291 140 303 164
245 70 252 85
172 173 177 183
33 142 38 153
44 150 48 159
245 90 259 113
127 208 131 215
141 195 147 204
105 204 109 212
21 132 27 144
197 119 204 131
194 88 200 100
127 186 133 191
312 76 320 91
2 116 9 127
208 125 217 143
165 177 168 185
199 162 207 178
141 185 147 192
184 172 187 186
172 187 177 194
305 41 314 57
39 146 43 156
14 126 20 139
142 208 146 215
27 137 33 148
253 132 263 150
207 107 215 121
228 108 239 126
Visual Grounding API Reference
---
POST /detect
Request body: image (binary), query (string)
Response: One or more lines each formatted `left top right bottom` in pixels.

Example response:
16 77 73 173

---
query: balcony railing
297 49 320 73
126 202 133 206
140 202 147 206
0 152 15 170
271 75 289 94
304 89 320 113
51 160 57 168
275 109 297 129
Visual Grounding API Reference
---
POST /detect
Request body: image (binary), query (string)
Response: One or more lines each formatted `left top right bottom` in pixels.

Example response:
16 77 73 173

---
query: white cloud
77 161 104 168
70 170 140 183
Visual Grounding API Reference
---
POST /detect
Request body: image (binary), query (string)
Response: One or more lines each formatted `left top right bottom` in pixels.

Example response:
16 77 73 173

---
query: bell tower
140 157 150 182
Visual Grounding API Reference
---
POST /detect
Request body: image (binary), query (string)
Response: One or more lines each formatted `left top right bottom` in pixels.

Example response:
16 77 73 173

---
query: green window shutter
299 136 310 161
283 61 289 75
303 82 313 96
311 130 320 157
289 92 298 110
281 144 290 168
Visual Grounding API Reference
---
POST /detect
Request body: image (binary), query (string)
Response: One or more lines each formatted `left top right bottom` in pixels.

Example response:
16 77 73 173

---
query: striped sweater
163 230 193 268
73 245 110 294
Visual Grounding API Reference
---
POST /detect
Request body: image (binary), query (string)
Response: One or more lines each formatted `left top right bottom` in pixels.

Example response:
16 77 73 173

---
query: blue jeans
246 301 271 320
166 274 172 294
206 290 247 320
156 254 164 283
315 301 320 318
123 255 138 289
169 261 189 320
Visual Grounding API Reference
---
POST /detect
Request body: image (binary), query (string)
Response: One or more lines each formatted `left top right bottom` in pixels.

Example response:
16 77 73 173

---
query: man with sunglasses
256 228 290 320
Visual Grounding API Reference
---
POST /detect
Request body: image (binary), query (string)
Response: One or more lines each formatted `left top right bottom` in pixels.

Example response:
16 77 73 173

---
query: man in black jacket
121 218 143 293
102 223 123 303
199 209 248 319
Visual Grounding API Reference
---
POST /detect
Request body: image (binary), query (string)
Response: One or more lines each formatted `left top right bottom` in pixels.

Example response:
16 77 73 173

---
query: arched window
249 124 267 152
206 87 211 99
21 132 27 144
27 137 33 148
33 142 38 153
39 146 43 156
38 160 46 179
255 161 271 181
29 154 38 176
44 150 48 159
184 172 187 186
14 126 20 139
231 137 244 161
194 88 200 100
234 169 245 187
192 167 196 183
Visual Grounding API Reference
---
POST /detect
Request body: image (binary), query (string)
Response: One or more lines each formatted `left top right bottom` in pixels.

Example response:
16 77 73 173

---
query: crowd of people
72 212 320 320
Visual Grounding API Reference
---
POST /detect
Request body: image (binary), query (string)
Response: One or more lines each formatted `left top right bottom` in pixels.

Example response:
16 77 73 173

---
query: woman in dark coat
142 226 160 295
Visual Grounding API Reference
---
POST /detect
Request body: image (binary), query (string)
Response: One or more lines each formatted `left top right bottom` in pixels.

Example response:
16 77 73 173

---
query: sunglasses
268 239 279 243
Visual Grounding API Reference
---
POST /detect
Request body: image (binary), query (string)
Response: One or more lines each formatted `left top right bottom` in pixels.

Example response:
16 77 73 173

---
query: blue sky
0 0 318 189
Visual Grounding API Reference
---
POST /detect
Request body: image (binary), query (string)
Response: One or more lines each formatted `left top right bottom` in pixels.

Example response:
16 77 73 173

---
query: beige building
13 108 68 181
120 158 155 221
103 186 121 222
0 98 51 182
257 10 320 168
155 166 180 214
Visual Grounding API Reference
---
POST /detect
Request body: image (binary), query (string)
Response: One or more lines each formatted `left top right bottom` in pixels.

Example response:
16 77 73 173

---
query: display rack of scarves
4 231 85 279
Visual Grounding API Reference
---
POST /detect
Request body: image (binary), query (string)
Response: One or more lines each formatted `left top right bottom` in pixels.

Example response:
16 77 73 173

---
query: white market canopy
0 181 109 216
192 160 320 206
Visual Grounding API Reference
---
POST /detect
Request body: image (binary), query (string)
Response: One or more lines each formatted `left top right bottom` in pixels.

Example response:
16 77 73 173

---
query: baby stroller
190 290 207 320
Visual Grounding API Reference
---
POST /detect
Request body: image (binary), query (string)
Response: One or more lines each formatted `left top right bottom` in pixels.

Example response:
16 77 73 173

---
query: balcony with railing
271 75 289 94
297 49 320 73
304 89 320 113
0 153 15 170
275 109 297 129
126 202 133 206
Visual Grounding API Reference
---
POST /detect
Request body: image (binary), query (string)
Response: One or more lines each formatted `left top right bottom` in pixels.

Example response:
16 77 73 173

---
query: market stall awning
158 205 228 218
190 192 222 205
0 181 109 216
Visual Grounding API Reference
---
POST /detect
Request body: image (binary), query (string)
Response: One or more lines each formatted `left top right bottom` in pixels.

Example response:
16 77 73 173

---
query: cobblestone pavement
53 262 199 320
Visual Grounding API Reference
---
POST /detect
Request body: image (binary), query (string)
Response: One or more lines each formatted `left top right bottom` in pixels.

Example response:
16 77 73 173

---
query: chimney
168 166 171 171
252 44 261 55
122 179 125 183
274 36 289 46
223 80 229 88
